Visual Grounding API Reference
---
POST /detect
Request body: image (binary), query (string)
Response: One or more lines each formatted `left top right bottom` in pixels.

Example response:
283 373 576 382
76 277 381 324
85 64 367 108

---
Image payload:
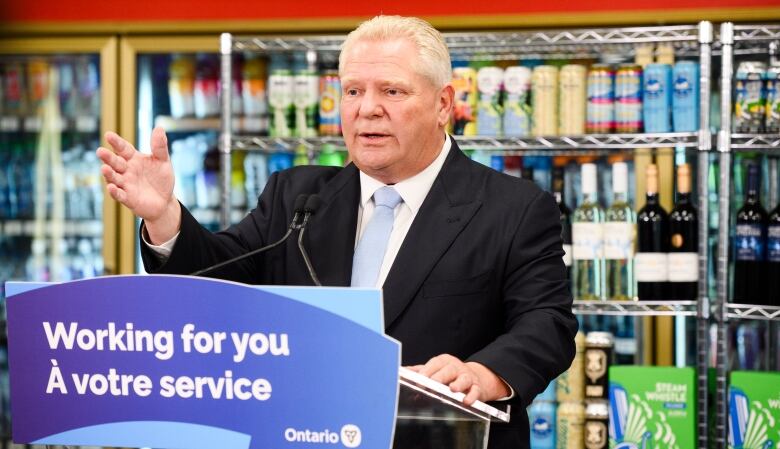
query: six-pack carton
729 371 780 449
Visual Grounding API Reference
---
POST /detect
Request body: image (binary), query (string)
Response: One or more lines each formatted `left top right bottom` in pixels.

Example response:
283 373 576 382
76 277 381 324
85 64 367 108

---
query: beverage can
557 332 586 402
292 51 319 138
643 63 673 133
476 66 504 136
584 401 609 449
452 65 478 136
734 61 766 133
532 65 559 136
241 54 269 130
194 54 220 119
672 61 700 132
557 401 585 449
584 332 613 400
586 64 614 133
503 66 532 137
27 58 49 115
559 64 587 135
529 399 557 449
765 65 780 133
319 68 341 136
614 64 643 133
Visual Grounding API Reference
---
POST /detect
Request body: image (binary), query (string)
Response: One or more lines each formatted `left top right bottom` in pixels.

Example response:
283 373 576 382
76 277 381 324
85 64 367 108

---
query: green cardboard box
729 371 780 449
608 366 696 449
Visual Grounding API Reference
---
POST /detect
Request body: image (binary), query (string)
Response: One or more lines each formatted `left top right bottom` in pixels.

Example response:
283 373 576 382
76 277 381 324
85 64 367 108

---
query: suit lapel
382 142 483 327
305 163 360 286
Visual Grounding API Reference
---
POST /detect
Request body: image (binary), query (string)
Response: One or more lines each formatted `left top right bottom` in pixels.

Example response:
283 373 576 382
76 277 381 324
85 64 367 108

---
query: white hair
339 15 452 88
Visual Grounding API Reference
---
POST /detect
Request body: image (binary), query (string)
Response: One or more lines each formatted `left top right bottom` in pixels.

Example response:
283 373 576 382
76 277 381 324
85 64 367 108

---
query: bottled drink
194 54 220 119
668 163 699 300
502 66 532 137
168 54 196 119
292 51 319 138
268 54 295 138
768 202 780 306
642 64 672 133
572 163 605 300
476 66 504 136
317 143 345 167
671 61 700 132
733 163 768 304
604 162 636 301
635 164 669 300
241 53 269 134
552 167 573 279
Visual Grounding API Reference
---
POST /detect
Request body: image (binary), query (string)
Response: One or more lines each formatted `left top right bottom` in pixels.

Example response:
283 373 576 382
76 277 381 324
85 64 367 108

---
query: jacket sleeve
467 190 578 408
140 171 287 284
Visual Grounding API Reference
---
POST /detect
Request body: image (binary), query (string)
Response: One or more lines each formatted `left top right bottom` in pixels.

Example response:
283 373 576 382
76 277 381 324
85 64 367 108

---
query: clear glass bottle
572 163 605 300
604 162 636 300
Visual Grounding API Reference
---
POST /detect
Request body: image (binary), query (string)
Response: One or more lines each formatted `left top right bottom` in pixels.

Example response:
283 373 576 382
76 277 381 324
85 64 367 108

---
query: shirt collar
359 133 452 214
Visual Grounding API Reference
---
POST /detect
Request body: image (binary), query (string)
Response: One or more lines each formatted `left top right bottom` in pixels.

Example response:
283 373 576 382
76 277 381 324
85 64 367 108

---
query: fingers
463 384 481 406
150 126 170 162
101 164 125 188
106 183 128 204
96 147 128 173
418 354 454 379
105 131 137 160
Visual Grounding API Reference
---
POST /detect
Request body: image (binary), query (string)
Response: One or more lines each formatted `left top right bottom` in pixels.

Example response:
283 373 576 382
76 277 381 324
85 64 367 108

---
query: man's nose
358 90 385 118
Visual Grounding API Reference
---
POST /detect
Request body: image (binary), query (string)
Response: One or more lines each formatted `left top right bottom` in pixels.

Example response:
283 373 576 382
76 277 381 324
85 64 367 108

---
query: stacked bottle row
0 57 100 122
732 161 780 306
450 56 700 138
556 160 698 301
167 52 342 138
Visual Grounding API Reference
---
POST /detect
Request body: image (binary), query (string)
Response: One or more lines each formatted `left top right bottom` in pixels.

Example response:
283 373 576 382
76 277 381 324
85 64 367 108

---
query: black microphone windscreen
304 195 324 214
293 194 309 213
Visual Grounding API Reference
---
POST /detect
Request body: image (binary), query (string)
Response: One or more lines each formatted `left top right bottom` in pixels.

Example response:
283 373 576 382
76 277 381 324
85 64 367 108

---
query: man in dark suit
97 15 577 449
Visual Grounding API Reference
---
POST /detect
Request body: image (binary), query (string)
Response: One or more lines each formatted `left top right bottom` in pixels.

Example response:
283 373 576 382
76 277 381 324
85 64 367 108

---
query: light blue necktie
351 186 404 288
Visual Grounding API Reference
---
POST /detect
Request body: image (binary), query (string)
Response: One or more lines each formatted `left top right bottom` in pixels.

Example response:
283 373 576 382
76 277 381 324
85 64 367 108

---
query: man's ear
437 84 455 128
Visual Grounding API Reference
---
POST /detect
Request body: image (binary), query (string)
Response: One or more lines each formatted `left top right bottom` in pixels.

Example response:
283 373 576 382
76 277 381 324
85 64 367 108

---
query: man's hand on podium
407 354 511 406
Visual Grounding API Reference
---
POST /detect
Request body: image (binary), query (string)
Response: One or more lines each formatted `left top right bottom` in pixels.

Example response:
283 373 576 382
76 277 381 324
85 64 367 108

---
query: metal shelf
732 24 780 43
573 300 698 316
0 115 99 133
155 115 270 133
730 134 780 150
232 25 701 59
726 303 780 321
0 220 103 237
231 133 699 153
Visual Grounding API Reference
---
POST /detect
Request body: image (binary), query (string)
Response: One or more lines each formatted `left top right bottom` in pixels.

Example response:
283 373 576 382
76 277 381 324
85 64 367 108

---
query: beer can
584 401 609 449
557 332 586 402
615 64 643 133
765 65 780 134
532 65 559 136
476 66 504 136
586 64 614 133
559 64 587 135
452 66 478 136
734 61 767 133
584 332 613 400
503 66 532 137
557 401 585 449
319 69 341 136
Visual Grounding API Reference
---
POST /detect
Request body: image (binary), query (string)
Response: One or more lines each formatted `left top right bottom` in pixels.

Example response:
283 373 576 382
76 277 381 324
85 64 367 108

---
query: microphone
297 194 324 286
189 194 309 276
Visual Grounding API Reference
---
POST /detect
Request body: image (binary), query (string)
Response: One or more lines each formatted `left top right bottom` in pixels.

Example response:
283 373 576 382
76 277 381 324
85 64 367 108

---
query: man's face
340 38 453 184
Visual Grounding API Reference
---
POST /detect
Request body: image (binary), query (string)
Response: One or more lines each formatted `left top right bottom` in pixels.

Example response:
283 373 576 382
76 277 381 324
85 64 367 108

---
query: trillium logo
340 424 362 448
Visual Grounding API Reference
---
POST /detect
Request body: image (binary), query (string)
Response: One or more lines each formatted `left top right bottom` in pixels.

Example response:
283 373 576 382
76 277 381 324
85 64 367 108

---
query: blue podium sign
6 275 400 449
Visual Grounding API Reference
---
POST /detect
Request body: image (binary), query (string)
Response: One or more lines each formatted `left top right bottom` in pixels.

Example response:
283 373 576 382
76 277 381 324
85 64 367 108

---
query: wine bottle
572 163 605 300
768 202 780 306
668 163 699 300
733 163 768 304
635 164 670 301
605 162 636 300
552 166 573 279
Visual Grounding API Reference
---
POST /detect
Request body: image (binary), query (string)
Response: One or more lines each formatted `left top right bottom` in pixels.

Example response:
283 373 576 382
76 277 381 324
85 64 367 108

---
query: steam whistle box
728 371 780 449
608 366 696 449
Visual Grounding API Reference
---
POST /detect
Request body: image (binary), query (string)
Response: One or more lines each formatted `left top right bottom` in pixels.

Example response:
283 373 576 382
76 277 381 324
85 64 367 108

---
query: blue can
529 400 556 449
643 63 673 133
672 61 700 132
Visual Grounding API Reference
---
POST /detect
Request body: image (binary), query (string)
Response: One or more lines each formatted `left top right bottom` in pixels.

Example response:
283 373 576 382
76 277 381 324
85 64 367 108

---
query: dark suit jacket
141 140 578 449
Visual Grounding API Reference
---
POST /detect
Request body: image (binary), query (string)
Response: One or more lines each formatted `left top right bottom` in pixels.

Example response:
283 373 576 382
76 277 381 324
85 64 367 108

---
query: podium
397 367 509 449
6 276 509 449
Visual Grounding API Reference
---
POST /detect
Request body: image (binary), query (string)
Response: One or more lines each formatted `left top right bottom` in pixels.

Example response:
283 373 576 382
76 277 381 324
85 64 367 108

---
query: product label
668 252 699 282
573 223 604 260
562 244 573 267
531 416 554 439
769 225 780 263
603 222 635 260
268 74 294 108
634 252 669 282
293 74 319 108
585 420 608 449
735 224 765 261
